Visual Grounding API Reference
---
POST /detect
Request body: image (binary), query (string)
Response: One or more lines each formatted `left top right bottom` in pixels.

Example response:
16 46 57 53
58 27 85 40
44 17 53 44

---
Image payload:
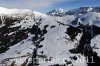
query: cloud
0 0 76 9
12 0 73 9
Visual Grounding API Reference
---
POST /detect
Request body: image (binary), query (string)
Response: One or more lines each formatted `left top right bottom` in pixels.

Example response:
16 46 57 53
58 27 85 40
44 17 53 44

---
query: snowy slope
0 7 77 66
91 35 100 56
0 7 32 15
0 7 100 66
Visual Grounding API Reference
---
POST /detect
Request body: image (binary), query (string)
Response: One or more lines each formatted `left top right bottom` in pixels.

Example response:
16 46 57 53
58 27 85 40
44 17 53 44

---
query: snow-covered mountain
47 7 100 16
47 9 65 17
0 7 100 66
66 7 100 15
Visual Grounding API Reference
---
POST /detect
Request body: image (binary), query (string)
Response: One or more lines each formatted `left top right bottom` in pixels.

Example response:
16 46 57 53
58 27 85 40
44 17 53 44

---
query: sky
0 0 100 12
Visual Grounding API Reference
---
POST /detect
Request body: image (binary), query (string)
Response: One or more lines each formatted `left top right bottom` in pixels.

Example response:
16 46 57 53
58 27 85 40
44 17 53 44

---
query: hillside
0 7 100 66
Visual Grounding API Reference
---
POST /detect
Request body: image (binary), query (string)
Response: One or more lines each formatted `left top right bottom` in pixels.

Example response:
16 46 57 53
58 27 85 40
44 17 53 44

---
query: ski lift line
56 21 69 26
90 20 94 38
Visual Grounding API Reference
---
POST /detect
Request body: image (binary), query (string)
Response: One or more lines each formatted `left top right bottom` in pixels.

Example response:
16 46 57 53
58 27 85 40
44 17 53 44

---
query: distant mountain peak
47 8 65 16
66 7 100 15
57 8 64 13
